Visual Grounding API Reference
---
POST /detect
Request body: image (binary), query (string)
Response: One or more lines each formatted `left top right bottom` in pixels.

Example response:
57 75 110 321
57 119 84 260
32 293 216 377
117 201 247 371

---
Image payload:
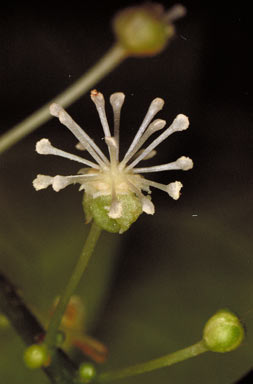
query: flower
33 90 193 232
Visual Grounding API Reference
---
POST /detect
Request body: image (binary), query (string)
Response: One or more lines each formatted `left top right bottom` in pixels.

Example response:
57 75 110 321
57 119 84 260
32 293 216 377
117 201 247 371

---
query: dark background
0 1 252 383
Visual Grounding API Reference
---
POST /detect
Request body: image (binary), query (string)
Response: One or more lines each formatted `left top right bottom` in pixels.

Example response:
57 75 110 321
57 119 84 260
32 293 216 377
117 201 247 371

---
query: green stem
0 43 127 154
97 340 208 382
44 221 102 353
0 271 77 384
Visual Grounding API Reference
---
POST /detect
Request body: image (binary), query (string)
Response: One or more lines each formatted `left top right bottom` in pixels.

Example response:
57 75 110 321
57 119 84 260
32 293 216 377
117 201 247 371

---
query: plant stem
0 43 127 154
97 340 208 382
44 221 102 353
0 271 77 384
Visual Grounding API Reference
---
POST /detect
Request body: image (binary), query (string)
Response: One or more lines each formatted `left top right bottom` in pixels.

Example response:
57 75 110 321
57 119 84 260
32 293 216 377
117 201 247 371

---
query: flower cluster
33 90 193 232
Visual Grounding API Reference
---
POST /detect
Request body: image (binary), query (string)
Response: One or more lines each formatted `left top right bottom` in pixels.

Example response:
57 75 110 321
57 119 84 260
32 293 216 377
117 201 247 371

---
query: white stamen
147 179 183 199
35 139 100 169
141 197 155 215
110 92 125 160
122 97 164 165
105 136 118 168
133 156 193 173
127 179 155 215
33 175 53 190
120 119 166 167
126 114 189 170
141 178 183 199
91 90 111 138
50 103 109 168
175 156 193 170
166 181 183 200
108 199 123 219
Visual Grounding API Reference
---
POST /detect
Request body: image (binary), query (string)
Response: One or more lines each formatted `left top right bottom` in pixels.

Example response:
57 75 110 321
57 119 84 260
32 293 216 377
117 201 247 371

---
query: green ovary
83 193 143 234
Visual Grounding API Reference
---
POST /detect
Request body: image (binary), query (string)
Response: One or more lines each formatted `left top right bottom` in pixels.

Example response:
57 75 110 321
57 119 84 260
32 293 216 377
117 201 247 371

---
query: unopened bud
203 309 245 353
112 4 176 57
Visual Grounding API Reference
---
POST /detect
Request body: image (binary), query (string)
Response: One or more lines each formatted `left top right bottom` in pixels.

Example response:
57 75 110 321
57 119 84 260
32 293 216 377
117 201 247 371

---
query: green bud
78 362 96 383
23 344 49 369
112 4 174 56
83 193 143 234
203 309 245 353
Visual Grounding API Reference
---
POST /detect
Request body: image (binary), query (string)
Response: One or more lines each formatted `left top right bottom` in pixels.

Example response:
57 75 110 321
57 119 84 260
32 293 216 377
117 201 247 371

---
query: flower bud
83 193 143 234
203 309 245 353
23 344 49 369
78 362 96 383
112 4 174 56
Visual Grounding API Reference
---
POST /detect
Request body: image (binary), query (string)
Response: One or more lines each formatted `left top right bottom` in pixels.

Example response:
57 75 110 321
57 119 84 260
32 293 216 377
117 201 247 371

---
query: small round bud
203 309 245 353
112 4 174 56
83 193 143 234
23 344 49 369
78 362 96 383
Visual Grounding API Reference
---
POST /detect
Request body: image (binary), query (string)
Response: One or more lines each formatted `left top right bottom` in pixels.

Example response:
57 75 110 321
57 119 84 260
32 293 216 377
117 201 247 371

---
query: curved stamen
110 92 125 160
105 137 118 169
36 139 100 169
141 178 183 200
50 103 109 168
120 119 166 169
91 90 111 138
33 173 99 192
121 97 164 167
126 114 189 170
133 156 193 173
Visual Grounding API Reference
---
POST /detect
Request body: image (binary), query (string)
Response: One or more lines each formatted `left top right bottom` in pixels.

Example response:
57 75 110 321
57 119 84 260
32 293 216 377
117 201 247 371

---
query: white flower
33 90 193 219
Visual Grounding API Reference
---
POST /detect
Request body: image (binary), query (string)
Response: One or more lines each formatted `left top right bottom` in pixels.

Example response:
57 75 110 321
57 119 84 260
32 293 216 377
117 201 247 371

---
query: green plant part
78 362 96 383
23 344 49 370
83 193 143 233
113 3 186 56
203 309 245 353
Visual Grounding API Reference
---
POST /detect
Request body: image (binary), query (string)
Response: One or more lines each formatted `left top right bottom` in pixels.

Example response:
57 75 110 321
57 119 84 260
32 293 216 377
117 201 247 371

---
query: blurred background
0 1 252 383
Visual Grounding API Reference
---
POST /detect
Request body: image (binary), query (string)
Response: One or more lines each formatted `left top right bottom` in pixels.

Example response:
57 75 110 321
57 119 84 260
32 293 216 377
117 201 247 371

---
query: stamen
107 177 122 219
90 90 111 138
35 139 100 169
33 175 53 190
110 92 125 160
167 181 183 200
127 179 155 215
142 179 183 200
108 199 123 219
121 97 164 166
126 114 189 170
33 173 99 192
52 174 98 192
120 119 166 167
105 137 118 168
133 156 193 173
50 103 109 168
